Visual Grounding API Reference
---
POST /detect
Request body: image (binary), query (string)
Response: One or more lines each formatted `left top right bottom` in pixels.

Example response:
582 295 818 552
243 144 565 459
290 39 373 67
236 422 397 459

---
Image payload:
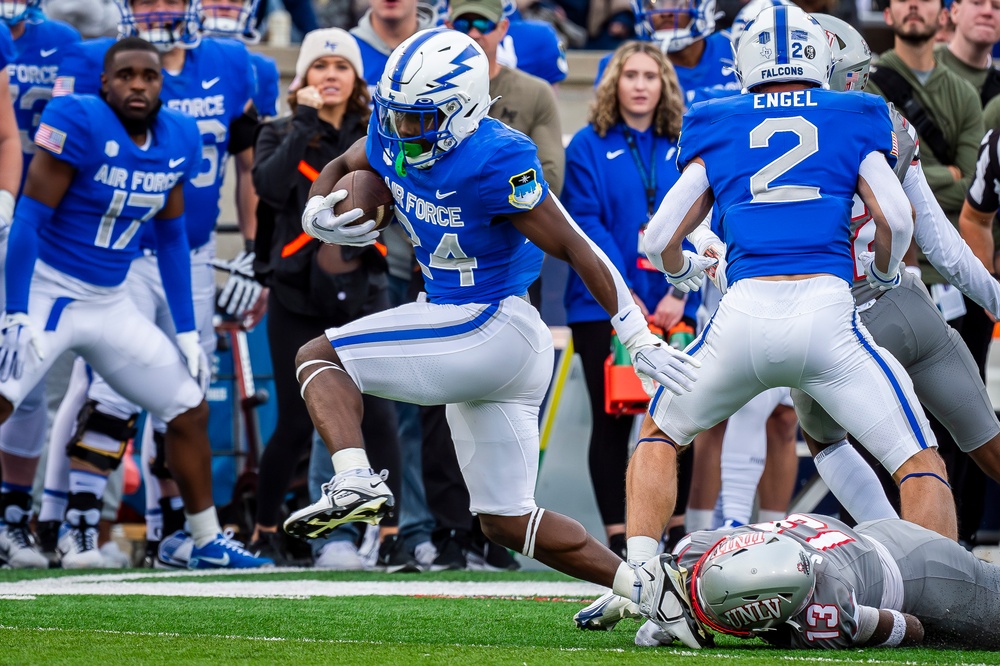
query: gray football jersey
677 513 886 649
849 104 918 306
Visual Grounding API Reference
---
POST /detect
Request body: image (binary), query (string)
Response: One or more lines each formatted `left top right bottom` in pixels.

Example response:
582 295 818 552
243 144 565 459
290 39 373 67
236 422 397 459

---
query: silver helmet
814 13 872 91
690 532 816 636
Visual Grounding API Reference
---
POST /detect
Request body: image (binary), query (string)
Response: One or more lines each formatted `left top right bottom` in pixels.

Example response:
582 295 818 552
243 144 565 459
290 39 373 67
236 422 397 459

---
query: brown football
332 170 395 230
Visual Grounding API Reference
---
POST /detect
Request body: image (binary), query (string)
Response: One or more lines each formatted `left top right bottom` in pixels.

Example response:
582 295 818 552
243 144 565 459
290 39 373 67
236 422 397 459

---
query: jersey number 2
749 116 820 204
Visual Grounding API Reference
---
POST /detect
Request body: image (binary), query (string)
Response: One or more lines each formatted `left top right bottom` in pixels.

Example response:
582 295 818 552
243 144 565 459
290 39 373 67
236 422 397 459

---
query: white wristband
0 189 14 224
877 609 906 647
612 304 648 349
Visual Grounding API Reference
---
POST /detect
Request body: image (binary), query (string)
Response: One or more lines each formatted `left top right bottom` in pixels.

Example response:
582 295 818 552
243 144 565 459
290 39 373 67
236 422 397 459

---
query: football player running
0 37 271 569
284 28 708 646
636 513 1000 649
36 0 261 568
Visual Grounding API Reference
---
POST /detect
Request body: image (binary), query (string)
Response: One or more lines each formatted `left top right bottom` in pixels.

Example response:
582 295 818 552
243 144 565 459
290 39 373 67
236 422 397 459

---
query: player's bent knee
295 336 341 370
169 400 209 433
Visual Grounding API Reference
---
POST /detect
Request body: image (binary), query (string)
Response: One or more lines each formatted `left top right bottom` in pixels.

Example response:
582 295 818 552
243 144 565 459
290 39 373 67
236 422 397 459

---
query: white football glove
858 251 901 291
665 251 718 294
0 312 44 382
302 191 379 247
213 250 263 318
623 328 700 398
176 330 210 393
703 242 729 295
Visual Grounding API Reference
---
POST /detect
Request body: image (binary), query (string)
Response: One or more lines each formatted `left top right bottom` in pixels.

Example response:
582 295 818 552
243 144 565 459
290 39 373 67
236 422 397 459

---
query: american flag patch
844 70 861 89
52 76 73 97
890 132 899 158
35 123 66 154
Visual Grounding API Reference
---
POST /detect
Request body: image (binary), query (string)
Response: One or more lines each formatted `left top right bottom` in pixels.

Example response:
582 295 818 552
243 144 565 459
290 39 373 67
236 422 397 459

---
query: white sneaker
413 540 438 569
0 522 49 569
157 530 194 569
635 619 675 647
574 590 642 630
314 541 366 570
100 541 132 568
284 469 395 540
58 523 105 569
634 554 713 648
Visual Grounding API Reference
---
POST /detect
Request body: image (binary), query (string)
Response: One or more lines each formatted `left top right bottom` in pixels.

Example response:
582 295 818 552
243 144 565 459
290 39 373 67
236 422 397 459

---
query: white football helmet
813 13 871 92
729 0 789 43
733 4 832 92
0 0 39 24
116 0 201 51
690 532 816 637
633 0 717 53
200 0 260 43
373 28 493 173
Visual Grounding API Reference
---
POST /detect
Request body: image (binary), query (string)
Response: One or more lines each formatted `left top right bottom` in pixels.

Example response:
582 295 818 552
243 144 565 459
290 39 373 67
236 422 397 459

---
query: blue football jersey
158 39 254 248
0 21 14 67
32 94 201 286
6 18 81 189
595 32 740 103
677 89 896 284
55 38 253 249
365 117 547 304
503 20 567 84
356 38 388 89
250 51 280 117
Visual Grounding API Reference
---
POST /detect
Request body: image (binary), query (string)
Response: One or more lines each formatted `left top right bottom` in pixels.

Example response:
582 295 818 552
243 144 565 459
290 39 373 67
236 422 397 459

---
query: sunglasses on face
452 16 497 33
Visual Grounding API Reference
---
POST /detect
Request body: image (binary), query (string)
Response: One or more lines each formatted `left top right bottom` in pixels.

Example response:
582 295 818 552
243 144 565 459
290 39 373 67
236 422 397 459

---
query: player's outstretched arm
642 161 716 276
512 193 700 397
857 151 913 289
856 608 923 647
906 162 1000 317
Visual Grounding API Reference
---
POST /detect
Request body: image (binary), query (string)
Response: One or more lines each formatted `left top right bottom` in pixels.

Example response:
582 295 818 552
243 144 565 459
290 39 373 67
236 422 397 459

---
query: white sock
685 509 714 533
38 492 67 523
612 561 637 601
626 536 658 567
186 507 222 547
814 440 898 521
757 509 787 524
332 448 371 474
69 469 108 499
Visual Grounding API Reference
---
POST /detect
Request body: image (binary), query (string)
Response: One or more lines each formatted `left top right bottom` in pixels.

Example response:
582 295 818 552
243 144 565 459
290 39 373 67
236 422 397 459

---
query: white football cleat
574 590 642 630
635 618 676 647
634 554 714 648
284 469 394 540
0 522 48 569
57 523 105 569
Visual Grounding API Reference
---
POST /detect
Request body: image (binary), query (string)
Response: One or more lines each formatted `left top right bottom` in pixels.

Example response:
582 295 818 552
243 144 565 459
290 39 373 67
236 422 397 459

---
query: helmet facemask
0 0 39 24
200 0 260 43
632 0 717 53
116 0 202 51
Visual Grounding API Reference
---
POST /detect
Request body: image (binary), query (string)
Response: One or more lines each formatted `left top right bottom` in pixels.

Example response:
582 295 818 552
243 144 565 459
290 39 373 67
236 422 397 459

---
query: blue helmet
632 0 717 52
115 0 201 50
0 0 41 24
200 0 260 43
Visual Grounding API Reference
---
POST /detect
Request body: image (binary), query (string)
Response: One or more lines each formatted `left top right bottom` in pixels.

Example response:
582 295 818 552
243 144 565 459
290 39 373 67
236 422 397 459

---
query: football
333 171 395 231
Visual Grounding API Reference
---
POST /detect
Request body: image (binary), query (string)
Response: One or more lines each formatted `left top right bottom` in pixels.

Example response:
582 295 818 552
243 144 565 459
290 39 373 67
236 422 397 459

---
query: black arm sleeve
251 106 320 208
228 107 260 155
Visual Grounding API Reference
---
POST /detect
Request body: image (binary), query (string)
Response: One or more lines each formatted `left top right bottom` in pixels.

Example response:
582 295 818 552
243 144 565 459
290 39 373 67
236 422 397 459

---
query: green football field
0 568 998 665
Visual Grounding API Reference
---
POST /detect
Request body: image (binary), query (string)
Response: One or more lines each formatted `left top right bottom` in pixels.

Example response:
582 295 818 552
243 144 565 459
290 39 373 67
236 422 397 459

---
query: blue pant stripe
850 317 928 450
45 297 74 332
333 302 500 349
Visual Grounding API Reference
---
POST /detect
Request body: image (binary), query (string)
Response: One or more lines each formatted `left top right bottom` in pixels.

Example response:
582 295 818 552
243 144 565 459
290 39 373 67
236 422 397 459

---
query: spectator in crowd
585 0 634 48
351 0 435 86
41 0 118 37
562 41 684 558
249 28 414 570
867 0 985 546
255 0 318 37
495 0 568 85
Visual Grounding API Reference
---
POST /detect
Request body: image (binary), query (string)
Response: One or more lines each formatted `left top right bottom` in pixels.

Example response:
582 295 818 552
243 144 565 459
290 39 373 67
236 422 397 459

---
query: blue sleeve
6 196 52 314
251 54 280 117
863 94 897 170
153 214 196 333
34 95 94 168
676 103 710 171
0 23 14 67
53 41 103 97
563 131 631 286
594 53 611 88
477 133 549 221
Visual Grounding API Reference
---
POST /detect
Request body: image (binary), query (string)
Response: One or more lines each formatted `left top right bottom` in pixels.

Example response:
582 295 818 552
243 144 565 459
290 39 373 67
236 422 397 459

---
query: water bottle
267 9 292 48
667 322 695 351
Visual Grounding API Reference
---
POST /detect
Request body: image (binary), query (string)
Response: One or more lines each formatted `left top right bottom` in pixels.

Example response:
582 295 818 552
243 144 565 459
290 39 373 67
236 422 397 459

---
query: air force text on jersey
92 162 186 194
385 177 465 227
752 89 819 108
